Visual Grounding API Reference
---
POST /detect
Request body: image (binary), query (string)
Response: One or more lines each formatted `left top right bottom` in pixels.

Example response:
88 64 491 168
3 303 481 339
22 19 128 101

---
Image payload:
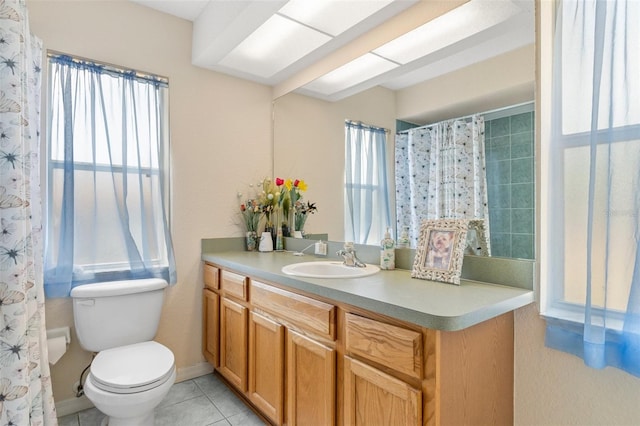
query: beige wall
29 0 273 403
397 44 535 124
273 87 397 241
514 304 640 425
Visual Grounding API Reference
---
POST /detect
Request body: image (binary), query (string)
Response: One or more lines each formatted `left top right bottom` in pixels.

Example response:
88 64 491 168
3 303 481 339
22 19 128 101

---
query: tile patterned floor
57 374 266 426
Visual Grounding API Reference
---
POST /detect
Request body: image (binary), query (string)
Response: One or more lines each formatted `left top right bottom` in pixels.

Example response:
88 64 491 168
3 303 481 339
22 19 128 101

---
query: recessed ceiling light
219 14 331 78
303 53 398 95
373 0 522 64
279 0 394 36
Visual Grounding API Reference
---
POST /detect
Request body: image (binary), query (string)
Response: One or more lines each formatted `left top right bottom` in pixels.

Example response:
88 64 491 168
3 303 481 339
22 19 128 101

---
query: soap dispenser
397 226 410 249
380 228 395 270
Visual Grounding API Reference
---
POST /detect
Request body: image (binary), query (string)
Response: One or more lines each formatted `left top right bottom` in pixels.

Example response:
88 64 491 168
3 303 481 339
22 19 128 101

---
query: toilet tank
71 278 168 352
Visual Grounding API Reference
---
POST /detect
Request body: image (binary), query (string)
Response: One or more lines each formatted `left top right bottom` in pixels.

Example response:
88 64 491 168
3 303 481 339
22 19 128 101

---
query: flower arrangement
239 199 260 232
294 200 317 232
238 177 316 244
257 178 280 227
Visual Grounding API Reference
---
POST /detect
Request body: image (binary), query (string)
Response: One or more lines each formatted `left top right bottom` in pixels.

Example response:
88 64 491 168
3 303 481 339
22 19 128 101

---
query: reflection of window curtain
0 0 57 422
344 122 391 245
44 54 176 297
543 0 640 377
395 115 490 251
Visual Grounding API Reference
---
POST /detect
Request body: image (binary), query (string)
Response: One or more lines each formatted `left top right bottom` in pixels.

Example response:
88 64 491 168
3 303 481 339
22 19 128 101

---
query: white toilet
71 278 176 426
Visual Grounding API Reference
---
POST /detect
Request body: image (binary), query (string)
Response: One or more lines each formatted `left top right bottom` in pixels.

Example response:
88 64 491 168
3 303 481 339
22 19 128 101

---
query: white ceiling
130 0 534 101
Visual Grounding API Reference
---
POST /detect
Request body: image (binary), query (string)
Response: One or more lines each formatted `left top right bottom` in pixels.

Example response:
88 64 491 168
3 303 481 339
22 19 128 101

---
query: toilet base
84 367 175 426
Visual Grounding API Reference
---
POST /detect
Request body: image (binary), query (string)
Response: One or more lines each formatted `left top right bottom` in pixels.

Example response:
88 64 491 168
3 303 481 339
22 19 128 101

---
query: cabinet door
202 289 219 367
286 329 335 426
219 297 248 391
248 311 284 425
343 357 421 426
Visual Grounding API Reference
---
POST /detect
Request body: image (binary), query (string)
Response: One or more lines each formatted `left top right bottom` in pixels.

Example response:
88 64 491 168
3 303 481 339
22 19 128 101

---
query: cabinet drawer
203 263 219 290
221 270 248 301
252 281 336 341
345 313 422 379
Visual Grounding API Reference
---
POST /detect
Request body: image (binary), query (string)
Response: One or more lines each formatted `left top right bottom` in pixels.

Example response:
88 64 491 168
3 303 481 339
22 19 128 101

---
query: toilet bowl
84 341 176 426
71 279 176 426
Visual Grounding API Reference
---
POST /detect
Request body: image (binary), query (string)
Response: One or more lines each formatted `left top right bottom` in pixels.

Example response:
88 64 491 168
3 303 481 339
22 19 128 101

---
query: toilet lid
90 341 175 394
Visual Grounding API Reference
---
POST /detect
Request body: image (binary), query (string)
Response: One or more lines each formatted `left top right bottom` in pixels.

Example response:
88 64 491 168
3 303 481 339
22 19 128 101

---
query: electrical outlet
314 241 327 256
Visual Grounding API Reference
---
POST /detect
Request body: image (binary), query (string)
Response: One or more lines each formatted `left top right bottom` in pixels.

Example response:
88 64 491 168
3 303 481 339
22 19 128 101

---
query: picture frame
464 219 490 257
411 219 469 285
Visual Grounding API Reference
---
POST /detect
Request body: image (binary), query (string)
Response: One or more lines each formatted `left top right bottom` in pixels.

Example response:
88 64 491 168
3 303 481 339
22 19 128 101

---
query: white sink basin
281 261 380 279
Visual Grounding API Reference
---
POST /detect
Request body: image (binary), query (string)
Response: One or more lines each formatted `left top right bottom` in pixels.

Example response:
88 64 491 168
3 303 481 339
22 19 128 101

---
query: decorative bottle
275 226 284 251
397 226 410 248
380 228 395 270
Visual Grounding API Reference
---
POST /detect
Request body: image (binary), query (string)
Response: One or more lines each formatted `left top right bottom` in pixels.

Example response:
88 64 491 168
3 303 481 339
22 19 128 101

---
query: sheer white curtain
395 116 490 250
0 0 57 423
543 0 640 376
44 54 176 297
344 122 391 245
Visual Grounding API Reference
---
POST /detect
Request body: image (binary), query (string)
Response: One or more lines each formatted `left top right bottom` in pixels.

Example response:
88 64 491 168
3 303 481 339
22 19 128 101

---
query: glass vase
245 231 258 251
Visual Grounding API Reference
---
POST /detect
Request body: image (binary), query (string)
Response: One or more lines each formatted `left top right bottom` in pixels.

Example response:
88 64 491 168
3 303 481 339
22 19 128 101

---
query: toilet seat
90 341 175 394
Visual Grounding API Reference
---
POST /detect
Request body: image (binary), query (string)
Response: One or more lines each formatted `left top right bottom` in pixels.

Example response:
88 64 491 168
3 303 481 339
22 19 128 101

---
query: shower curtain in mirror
395 115 490 251
0 0 58 424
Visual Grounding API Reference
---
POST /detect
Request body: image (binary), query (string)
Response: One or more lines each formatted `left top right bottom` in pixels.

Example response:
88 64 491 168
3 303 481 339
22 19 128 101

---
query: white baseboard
55 362 214 417
175 361 214 383
56 395 94 418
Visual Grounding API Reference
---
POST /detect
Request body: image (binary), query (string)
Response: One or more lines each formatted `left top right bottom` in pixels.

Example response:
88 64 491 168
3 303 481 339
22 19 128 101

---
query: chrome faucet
337 242 366 267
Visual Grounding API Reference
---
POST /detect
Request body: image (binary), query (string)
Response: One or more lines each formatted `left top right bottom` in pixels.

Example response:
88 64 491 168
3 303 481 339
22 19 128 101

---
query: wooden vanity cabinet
344 356 421 425
202 288 219 366
252 280 337 425
217 269 251 391
202 262 514 426
219 296 248 391
287 329 336 426
343 312 424 425
248 311 284 425
202 264 220 366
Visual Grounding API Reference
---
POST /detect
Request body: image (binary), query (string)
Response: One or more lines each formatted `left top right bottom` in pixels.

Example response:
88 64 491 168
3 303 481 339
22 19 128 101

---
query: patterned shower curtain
395 115 490 251
0 0 58 424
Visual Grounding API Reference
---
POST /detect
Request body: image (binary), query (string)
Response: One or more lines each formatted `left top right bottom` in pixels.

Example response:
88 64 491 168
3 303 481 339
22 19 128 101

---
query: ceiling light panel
303 53 398 95
279 0 394 36
219 14 331 78
373 0 522 64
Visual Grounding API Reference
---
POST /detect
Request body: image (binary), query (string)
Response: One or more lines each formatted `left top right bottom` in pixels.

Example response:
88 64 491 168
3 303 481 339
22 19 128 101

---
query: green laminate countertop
201 250 534 331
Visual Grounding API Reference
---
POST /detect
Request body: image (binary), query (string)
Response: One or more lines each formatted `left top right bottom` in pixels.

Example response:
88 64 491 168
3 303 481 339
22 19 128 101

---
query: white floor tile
57 414 79 426
78 407 105 426
162 379 204 407
208 388 251 419
227 410 266 426
59 374 261 426
155 395 224 426
194 374 228 399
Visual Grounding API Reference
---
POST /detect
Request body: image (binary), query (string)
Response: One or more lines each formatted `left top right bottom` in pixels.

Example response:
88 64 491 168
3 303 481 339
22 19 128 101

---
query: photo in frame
411 219 469 285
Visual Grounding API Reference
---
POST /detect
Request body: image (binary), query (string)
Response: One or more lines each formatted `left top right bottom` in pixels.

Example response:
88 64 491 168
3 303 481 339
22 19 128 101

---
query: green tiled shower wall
485 105 535 259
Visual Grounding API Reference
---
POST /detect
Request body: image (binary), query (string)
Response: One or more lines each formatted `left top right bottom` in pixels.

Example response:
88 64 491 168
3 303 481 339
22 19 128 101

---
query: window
344 120 391 245
44 54 176 297
541 0 640 376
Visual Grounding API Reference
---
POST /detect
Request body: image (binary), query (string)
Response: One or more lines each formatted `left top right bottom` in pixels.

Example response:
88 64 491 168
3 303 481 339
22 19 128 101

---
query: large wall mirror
272 2 535 262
